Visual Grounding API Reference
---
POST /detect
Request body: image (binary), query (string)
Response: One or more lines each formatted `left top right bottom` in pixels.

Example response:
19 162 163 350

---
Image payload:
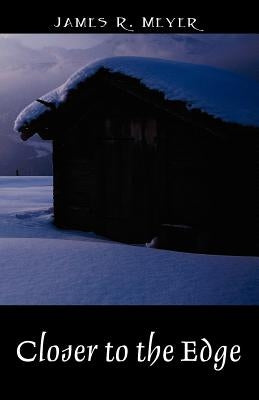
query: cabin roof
14 56 259 139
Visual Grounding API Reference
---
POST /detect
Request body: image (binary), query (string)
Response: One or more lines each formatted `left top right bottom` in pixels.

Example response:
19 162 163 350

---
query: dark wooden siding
53 114 162 242
51 78 259 255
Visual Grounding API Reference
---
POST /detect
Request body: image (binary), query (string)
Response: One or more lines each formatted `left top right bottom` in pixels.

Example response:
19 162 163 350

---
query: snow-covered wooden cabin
14 57 259 255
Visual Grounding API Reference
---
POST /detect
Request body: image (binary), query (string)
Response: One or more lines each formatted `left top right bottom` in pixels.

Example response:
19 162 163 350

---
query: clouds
2 34 111 49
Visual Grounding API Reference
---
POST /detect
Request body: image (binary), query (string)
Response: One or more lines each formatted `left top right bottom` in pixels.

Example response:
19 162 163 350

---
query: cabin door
96 118 158 243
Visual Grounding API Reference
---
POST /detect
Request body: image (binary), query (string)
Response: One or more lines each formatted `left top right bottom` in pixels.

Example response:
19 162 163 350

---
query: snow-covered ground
0 176 258 305
0 176 107 242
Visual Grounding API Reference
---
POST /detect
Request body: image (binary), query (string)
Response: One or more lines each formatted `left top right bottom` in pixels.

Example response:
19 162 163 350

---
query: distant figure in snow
16 169 19 176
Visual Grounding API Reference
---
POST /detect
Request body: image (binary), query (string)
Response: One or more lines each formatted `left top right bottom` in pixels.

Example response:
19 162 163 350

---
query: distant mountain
0 37 56 71
42 34 259 80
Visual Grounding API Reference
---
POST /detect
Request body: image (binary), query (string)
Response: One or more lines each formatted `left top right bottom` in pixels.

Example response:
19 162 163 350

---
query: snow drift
1 237 259 305
0 177 259 305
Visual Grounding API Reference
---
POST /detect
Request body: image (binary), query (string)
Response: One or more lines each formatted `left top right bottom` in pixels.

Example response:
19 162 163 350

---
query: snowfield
0 176 258 305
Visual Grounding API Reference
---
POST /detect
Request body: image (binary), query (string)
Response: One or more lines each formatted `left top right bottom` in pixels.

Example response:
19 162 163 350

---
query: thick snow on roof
14 56 259 132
